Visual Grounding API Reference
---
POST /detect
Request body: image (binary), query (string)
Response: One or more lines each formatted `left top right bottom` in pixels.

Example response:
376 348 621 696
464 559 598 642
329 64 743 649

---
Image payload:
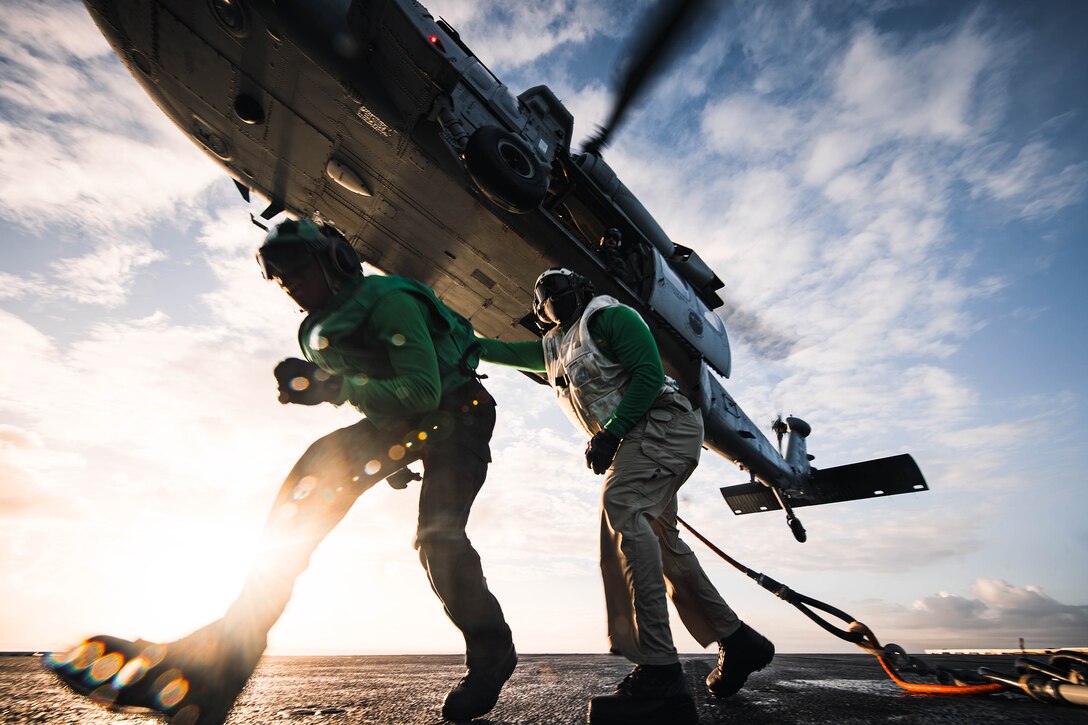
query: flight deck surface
4 652 1086 723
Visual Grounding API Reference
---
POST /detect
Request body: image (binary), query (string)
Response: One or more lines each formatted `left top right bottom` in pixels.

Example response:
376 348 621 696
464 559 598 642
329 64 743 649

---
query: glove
585 430 621 475
273 358 343 406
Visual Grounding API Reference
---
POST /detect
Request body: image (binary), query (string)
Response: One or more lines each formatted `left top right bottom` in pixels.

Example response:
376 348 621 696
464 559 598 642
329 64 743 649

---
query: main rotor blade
584 0 717 155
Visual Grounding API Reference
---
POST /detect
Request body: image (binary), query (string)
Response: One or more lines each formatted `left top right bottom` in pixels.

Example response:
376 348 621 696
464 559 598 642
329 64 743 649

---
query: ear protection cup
327 235 360 277
312 224 359 279
258 219 360 286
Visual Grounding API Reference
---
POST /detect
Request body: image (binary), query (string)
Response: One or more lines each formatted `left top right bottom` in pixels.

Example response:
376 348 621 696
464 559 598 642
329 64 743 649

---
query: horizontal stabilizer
721 454 927 515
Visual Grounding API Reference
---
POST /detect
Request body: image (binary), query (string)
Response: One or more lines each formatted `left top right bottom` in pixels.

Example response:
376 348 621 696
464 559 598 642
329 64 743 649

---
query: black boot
442 644 517 722
44 624 263 725
705 622 774 698
588 662 698 725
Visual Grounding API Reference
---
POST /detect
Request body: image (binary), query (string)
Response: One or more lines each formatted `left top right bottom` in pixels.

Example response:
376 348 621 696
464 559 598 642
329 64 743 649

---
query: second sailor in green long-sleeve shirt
479 268 775 725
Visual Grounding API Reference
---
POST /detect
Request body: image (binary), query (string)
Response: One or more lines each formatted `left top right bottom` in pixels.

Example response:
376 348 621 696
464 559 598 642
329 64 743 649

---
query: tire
463 125 548 214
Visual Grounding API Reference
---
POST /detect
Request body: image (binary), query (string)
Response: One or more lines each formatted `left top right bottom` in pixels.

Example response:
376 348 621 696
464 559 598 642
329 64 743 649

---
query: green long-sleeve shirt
301 273 482 429
479 305 664 437
336 291 443 422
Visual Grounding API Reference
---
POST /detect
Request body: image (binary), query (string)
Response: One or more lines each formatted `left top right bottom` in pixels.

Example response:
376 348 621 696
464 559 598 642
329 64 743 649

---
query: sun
100 514 264 644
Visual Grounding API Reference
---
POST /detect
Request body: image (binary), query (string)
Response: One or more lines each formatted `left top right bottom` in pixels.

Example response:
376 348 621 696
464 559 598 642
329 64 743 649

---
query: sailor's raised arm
478 336 547 373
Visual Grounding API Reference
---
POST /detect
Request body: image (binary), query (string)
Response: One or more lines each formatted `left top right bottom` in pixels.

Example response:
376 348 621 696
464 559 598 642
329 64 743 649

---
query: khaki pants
600 392 740 665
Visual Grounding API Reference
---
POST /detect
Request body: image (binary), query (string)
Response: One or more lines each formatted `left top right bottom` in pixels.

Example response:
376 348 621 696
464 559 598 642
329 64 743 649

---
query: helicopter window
464 59 499 94
703 309 724 332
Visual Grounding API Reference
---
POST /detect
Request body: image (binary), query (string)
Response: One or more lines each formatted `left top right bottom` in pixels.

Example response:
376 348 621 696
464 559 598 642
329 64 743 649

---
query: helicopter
82 0 927 542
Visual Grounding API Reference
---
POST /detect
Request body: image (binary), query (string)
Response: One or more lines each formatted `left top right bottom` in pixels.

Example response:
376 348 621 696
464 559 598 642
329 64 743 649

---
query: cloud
194 204 299 334
0 0 224 310
832 25 995 143
0 0 108 63
50 236 165 306
703 95 803 159
0 270 46 300
903 578 1088 647
592 10 1060 451
964 141 1088 219
0 208 312 500
0 1 219 232
0 424 42 449
427 0 621 70
0 434 84 519
717 499 985 576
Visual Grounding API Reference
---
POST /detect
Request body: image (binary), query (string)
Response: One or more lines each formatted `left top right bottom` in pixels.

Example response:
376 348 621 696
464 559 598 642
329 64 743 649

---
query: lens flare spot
116 656 150 687
172 704 201 725
364 460 381 476
289 376 311 392
417 431 427 441
48 644 82 668
352 373 369 385
472 399 479 406
90 683 120 706
292 475 317 501
89 652 124 683
72 642 104 670
391 333 406 346
142 644 167 668
315 336 329 350
276 502 299 521
388 445 405 461
155 671 188 709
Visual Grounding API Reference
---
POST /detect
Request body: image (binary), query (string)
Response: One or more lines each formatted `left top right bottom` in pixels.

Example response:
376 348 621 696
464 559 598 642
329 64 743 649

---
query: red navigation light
428 34 445 52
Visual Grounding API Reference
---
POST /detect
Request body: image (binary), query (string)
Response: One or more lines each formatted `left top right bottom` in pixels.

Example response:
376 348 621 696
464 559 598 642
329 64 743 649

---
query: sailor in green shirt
47 220 515 725
480 268 774 725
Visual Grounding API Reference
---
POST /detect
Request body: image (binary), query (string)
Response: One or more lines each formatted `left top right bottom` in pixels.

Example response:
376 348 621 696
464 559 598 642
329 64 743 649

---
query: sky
0 0 1086 658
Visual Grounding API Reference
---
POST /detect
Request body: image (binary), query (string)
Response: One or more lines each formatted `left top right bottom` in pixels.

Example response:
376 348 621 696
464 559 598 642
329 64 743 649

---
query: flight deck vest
299 275 481 418
542 295 676 436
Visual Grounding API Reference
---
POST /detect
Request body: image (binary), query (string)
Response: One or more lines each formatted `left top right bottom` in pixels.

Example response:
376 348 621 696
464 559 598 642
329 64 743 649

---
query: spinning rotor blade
583 0 717 155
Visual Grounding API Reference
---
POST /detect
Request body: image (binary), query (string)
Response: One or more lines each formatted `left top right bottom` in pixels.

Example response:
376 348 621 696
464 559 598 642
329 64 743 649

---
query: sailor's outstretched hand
274 357 343 406
585 430 621 475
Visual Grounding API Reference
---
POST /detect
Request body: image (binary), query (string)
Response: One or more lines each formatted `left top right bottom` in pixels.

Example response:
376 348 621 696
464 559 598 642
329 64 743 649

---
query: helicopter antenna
771 415 788 456
583 0 717 155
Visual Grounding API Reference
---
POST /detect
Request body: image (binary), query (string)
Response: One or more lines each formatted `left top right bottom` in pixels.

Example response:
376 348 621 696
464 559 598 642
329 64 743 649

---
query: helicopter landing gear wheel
463 125 548 214
787 515 807 543
771 484 808 543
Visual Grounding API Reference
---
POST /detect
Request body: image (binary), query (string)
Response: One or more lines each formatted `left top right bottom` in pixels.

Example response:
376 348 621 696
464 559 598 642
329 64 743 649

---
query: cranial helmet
598 228 622 251
256 219 360 291
533 267 595 327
